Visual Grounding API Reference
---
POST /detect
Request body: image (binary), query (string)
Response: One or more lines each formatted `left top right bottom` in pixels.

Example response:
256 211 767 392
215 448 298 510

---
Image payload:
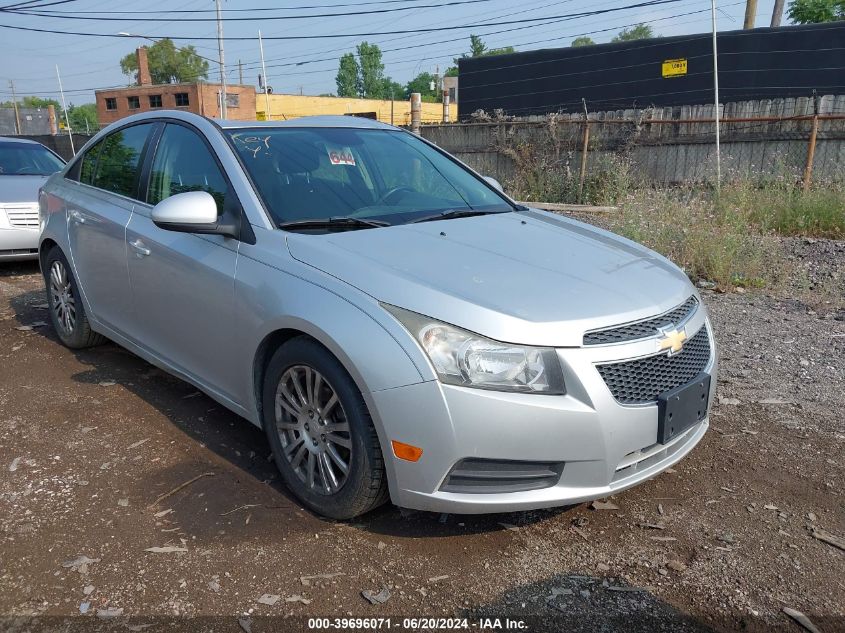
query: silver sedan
1 136 65 260
38 111 716 518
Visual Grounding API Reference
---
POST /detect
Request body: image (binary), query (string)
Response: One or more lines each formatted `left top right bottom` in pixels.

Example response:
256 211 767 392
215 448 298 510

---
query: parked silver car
1 136 65 260
38 111 716 518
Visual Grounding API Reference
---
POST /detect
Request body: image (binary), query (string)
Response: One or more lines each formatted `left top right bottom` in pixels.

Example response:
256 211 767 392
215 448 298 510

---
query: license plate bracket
657 372 711 444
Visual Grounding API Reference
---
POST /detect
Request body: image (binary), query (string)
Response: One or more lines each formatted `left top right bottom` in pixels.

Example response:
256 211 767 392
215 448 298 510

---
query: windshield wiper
279 217 390 231
408 208 510 224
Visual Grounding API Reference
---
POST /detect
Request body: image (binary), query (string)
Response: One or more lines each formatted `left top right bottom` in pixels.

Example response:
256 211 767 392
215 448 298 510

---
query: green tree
67 103 98 133
612 24 656 42
382 78 405 100
468 34 488 57
571 36 596 47
335 53 361 97
447 34 516 75
18 96 61 110
335 43 398 100
357 41 386 99
119 38 209 84
404 72 439 101
787 0 845 22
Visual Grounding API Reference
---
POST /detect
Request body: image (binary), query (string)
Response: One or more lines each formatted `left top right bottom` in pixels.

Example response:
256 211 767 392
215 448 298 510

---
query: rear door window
91 123 154 199
79 142 102 185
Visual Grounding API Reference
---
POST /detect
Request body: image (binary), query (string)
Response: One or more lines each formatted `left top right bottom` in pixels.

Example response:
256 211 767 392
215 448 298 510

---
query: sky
0 0 782 106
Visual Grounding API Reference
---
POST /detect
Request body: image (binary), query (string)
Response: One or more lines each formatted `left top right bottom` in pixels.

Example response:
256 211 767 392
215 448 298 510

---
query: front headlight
383 304 565 394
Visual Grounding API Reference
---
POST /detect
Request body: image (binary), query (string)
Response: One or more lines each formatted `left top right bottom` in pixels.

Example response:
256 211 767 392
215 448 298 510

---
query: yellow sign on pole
662 58 688 78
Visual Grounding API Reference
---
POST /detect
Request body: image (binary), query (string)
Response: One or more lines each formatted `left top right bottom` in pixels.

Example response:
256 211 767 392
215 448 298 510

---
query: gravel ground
0 254 843 633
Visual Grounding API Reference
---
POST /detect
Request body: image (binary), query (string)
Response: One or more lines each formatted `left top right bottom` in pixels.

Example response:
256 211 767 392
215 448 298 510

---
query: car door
65 122 157 334
126 121 242 404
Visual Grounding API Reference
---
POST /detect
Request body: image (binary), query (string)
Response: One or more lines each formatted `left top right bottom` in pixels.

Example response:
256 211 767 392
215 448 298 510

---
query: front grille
440 458 564 494
4 205 39 229
584 296 698 345
596 326 711 405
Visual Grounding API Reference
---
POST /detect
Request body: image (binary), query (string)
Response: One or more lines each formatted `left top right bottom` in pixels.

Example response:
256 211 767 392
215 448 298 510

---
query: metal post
9 80 21 134
55 65 75 156
216 0 227 119
770 0 785 27
711 0 721 189
743 0 757 28
390 87 394 126
578 99 590 203
410 93 421 135
259 29 270 121
803 93 820 191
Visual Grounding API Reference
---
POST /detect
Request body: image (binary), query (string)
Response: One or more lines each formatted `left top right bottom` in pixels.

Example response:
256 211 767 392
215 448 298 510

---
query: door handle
69 209 85 224
129 239 151 257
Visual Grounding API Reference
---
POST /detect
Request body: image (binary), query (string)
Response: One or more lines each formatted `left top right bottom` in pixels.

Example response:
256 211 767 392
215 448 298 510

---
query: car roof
0 136 45 146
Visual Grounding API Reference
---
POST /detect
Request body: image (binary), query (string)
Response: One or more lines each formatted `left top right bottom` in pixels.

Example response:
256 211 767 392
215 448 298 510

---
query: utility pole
9 80 21 134
56 65 75 156
238 59 243 85
258 30 270 121
711 0 721 189
215 0 227 119
770 0 785 27
743 0 757 28
410 93 421 135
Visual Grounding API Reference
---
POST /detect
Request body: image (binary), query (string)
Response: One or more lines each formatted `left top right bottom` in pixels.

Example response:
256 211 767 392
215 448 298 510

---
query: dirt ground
1 256 843 633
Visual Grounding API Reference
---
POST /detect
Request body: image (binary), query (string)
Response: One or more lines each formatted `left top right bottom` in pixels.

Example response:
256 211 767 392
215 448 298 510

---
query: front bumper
371 313 716 514
0 227 39 260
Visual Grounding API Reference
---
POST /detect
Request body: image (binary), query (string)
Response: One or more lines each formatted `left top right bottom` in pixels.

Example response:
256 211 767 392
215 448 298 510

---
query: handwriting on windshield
233 135 271 159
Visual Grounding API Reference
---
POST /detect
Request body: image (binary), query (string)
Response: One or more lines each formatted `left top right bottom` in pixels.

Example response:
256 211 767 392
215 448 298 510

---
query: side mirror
483 176 504 193
151 191 219 229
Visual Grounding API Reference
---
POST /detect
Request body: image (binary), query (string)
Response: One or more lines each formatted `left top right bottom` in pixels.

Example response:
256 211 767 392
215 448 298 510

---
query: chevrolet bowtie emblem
657 326 687 356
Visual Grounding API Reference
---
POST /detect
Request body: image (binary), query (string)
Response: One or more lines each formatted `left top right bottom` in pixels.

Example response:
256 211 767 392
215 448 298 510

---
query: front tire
262 337 389 519
43 246 105 349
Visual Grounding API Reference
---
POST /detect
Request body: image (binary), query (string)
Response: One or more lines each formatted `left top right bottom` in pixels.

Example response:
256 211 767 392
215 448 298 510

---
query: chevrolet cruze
38 111 716 519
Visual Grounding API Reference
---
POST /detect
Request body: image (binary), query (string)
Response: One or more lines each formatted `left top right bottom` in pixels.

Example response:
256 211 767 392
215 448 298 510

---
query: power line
0 0 75 9
0 3 743 96
241 0 575 72
8 0 492 13
0 0 689 40
240 0 722 75
0 2 735 95
2 0 502 21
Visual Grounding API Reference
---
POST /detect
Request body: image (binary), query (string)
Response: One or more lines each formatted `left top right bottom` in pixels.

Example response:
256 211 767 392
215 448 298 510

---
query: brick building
95 46 256 126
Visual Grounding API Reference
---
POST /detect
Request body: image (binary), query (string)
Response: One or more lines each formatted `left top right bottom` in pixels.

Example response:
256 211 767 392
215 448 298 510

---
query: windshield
0 142 65 176
226 127 513 226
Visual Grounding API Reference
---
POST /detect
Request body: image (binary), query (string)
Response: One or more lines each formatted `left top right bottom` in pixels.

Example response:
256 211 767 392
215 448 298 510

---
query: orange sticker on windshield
327 146 356 166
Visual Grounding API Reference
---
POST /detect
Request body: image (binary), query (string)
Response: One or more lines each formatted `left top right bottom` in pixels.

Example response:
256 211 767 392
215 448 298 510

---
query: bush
716 181 845 239
612 189 773 290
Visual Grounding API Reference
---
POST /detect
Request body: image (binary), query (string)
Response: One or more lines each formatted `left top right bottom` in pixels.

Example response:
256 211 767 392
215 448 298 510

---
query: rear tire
43 246 105 349
262 337 389 519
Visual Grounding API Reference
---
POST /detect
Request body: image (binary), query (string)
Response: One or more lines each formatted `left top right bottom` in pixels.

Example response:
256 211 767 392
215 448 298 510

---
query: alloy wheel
274 365 352 495
50 260 76 336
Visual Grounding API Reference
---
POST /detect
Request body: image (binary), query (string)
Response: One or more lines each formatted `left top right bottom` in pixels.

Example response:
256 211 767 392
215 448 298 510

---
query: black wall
457 23 845 118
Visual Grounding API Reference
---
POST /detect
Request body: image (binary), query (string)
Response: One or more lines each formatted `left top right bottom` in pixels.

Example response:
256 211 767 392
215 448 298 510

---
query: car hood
0 175 49 204
286 209 695 347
